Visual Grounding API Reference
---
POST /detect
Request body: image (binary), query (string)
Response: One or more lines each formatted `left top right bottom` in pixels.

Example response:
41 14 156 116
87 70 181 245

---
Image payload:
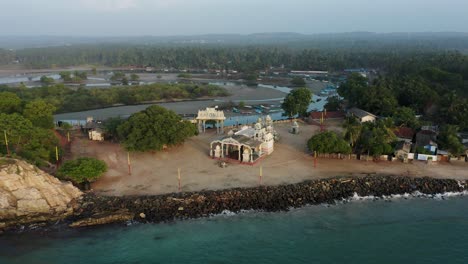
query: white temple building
196 107 226 134
210 116 276 164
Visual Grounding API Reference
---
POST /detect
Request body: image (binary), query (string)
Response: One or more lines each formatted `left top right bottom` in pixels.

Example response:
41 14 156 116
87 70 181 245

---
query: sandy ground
69 121 468 196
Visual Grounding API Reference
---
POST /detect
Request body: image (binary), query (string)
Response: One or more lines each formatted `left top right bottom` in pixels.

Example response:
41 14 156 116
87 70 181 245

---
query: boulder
0 158 83 230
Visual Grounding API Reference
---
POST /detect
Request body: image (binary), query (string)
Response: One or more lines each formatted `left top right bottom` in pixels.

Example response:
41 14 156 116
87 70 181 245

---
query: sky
1 0 468 36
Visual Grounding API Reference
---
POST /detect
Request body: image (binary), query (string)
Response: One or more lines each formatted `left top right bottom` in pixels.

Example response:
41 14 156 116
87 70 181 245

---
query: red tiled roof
394 127 415 139
310 111 345 120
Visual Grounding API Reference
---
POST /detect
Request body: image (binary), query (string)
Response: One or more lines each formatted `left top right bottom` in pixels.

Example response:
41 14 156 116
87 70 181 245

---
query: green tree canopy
355 119 396 156
59 71 72 82
40 75 55 86
0 92 22 114
343 116 362 148
117 105 198 151
437 125 465 155
291 77 306 86
281 87 312 117
392 107 420 129
23 100 56 129
57 157 107 183
307 131 352 154
0 113 58 165
324 96 343 111
130 73 140 82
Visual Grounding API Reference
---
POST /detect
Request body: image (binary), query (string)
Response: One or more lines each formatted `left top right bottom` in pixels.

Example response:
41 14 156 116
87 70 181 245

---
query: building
394 141 412 162
89 128 105 142
196 107 226 134
210 116 276 164
394 127 415 143
347 108 377 123
414 130 438 154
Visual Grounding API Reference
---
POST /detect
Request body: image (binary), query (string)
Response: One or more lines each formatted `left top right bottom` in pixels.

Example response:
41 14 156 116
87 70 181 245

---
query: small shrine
210 115 277 164
290 120 300 134
196 107 226 134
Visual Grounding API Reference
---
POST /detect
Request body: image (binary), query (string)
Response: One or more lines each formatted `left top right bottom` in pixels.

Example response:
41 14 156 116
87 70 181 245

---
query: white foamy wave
342 190 468 203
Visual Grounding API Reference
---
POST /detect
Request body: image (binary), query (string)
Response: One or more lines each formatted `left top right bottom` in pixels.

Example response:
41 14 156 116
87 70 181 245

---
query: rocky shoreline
68 175 467 228
2 174 467 233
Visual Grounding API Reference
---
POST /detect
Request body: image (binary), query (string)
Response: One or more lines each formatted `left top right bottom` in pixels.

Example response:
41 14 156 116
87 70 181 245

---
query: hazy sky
1 0 467 36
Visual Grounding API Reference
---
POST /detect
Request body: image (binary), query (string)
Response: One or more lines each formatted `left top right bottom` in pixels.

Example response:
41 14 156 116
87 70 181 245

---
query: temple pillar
238 145 241 161
221 143 224 158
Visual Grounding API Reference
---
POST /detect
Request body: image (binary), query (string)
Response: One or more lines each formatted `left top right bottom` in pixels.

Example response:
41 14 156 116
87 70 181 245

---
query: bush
57 157 107 183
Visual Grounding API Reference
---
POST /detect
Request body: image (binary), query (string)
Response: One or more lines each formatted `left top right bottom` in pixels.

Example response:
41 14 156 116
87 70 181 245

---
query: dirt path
68 122 468 196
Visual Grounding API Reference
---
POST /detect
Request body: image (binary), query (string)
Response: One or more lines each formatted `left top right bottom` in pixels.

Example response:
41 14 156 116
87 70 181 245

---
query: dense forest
0 83 228 113
3 45 466 77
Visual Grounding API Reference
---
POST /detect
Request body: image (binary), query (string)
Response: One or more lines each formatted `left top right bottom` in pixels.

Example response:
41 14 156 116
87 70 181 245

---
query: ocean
1 195 468 264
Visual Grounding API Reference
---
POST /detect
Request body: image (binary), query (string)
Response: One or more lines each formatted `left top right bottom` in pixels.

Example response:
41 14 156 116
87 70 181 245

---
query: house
394 141 412 162
89 128 105 142
414 130 438 154
394 127 415 143
347 108 377 123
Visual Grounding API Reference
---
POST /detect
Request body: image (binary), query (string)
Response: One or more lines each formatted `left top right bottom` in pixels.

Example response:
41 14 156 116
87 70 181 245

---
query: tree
122 77 129 85
393 107 419 129
338 73 368 106
59 71 72 82
307 131 351 154
91 67 97 75
355 119 396 156
130 73 140 82
57 157 107 184
343 116 362 148
0 113 58 165
110 72 125 82
40 75 55 86
23 100 56 129
324 96 343 111
281 87 312 117
0 92 22 114
290 77 306 86
238 101 246 108
437 125 465 155
103 117 126 141
117 105 198 151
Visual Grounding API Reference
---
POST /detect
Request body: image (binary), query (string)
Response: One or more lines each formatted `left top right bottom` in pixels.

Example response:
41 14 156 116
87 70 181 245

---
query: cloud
80 0 138 11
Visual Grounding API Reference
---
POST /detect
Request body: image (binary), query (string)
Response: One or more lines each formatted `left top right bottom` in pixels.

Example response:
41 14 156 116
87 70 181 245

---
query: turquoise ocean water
1 195 468 264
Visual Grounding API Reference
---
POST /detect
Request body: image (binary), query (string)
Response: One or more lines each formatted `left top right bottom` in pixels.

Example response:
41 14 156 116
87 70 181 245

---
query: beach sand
69 121 468 196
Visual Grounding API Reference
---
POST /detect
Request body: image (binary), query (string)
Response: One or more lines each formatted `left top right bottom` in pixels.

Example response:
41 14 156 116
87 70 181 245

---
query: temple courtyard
70 121 468 196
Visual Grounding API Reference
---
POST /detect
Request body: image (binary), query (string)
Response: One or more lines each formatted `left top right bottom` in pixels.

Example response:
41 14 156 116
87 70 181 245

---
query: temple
196 107 226 134
210 116 277 164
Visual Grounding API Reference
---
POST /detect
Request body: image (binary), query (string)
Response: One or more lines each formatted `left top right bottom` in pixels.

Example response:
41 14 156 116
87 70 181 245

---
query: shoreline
2 174 466 234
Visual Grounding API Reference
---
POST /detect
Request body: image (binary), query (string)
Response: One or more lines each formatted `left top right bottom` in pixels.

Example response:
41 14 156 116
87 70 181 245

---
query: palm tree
343 116 362 148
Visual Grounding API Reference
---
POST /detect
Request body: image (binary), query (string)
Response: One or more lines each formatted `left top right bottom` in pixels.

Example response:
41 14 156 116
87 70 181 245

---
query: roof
394 127 415 140
348 108 376 119
216 135 264 148
235 127 256 138
415 130 438 148
232 135 264 148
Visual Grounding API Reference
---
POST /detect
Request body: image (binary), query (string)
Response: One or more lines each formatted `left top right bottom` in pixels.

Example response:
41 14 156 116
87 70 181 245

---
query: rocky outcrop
72 176 468 228
0 159 83 231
